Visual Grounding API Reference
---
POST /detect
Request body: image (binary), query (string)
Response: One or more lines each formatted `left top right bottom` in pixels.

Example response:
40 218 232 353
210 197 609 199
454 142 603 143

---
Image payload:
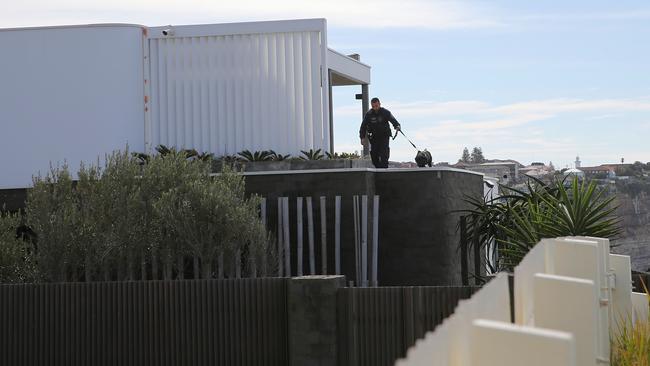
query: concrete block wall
287 275 345 366
244 168 484 286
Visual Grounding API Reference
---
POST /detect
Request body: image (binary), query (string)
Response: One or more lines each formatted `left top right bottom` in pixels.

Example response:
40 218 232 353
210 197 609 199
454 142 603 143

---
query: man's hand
395 125 401 132
361 137 368 145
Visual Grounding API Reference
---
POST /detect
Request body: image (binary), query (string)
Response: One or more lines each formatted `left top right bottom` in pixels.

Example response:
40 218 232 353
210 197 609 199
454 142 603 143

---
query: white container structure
0 24 146 189
0 19 370 188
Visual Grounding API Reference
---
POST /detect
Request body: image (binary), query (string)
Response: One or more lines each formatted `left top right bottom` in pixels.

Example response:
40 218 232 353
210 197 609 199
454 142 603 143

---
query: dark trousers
370 136 390 168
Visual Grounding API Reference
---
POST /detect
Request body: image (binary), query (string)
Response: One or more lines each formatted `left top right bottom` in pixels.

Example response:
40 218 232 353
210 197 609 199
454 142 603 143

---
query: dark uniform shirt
359 107 400 140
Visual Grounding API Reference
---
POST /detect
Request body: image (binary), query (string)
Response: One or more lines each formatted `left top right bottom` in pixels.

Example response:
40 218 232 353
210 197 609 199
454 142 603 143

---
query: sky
3 0 650 168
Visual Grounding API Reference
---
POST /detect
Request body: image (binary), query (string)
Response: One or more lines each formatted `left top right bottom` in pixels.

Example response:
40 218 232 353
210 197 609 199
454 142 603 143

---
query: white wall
146 20 329 156
0 25 145 188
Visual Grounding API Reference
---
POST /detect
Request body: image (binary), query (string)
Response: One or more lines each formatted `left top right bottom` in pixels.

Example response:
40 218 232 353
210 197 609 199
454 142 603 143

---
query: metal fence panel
337 286 478 366
0 278 289 366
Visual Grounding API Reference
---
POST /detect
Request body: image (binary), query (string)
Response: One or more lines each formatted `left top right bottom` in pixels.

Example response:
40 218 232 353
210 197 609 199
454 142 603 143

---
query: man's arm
386 110 401 131
359 113 369 140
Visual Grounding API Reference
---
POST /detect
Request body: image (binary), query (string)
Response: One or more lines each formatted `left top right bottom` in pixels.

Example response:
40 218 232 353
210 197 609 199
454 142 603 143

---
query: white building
0 19 371 188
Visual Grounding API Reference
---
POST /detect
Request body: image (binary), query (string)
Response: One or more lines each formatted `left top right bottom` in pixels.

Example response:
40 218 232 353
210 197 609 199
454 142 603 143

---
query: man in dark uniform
359 97 401 168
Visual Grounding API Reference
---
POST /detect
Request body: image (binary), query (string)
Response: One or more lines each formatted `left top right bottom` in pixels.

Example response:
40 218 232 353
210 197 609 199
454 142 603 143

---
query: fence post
372 195 379 287
277 197 284 277
320 196 328 275
460 216 468 286
473 232 481 285
288 275 345 366
361 195 368 287
260 197 267 277
297 197 304 277
335 196 341 275
283 197 291 277
307 197 315 275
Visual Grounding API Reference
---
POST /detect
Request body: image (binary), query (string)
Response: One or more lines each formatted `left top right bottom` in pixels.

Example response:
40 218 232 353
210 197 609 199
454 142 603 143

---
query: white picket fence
396 236 649 366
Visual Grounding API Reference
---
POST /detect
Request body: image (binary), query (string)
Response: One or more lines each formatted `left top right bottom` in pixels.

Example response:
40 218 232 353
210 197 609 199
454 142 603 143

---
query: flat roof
233 166 484 177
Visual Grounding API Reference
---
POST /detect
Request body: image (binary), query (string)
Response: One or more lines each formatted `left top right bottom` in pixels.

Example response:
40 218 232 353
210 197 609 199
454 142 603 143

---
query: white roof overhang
327 48 371 86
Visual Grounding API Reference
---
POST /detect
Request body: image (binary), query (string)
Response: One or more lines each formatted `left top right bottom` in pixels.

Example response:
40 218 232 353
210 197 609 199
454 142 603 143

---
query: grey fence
1 277 478 366
337 286 479 366
0 278 289 366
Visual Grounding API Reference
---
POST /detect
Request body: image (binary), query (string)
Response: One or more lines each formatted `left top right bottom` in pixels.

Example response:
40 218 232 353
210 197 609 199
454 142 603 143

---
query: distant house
601 164 634 176
519 163 554 178
579 165 616 178
563 168 585 179
454 160 522 183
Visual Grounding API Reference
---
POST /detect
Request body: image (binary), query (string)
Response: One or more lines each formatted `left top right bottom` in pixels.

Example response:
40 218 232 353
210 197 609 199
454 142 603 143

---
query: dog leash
393 129 419 150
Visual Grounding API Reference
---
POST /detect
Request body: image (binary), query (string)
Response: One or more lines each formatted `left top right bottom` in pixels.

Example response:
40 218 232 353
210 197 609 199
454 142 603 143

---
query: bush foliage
0 211 37 283
462 176 621 272
612 280 650 366
9 148 273 283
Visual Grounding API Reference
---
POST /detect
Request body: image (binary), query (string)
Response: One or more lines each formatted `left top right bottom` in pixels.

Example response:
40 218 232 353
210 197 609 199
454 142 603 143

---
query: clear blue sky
4 0 650 168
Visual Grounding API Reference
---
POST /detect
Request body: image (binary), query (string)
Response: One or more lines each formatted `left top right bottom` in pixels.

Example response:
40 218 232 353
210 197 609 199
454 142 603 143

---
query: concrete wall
0 167 483 286
375 169 482 285
288 275 345 366
243 167 483 286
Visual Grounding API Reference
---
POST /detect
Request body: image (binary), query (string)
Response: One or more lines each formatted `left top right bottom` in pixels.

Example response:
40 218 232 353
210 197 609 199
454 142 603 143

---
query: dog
415 149 432 167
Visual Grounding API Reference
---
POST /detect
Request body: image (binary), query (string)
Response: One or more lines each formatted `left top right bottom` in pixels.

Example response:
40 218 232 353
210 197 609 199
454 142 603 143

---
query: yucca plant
155 144 173 156
461 176 621 272
194 152 215 162
217 154 241 163
268 150 291 161
300 148 324 160
155 145 200 160
238 149 274 162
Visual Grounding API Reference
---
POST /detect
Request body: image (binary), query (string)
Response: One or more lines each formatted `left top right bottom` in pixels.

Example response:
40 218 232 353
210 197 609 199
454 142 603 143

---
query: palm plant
238 149 274 162
194 152 215 162
462 176 621 272
268 150 291 161
155 144 173 156
300 148 324 160
155 145 200 160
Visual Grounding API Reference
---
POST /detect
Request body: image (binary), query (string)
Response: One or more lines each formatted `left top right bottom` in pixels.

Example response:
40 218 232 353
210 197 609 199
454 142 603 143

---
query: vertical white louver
147 31 325 156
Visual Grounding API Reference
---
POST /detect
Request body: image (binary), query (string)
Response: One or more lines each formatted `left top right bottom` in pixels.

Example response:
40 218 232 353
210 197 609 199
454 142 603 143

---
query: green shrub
27 164 81 282
155 165 269 279
19 148 272 283
0 211 36 283
612 281 650 366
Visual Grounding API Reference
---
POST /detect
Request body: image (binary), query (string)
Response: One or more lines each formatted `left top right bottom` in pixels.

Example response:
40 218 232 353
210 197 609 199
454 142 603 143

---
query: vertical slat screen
0 278 289 366
148 31 325 156
337 286 479 366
